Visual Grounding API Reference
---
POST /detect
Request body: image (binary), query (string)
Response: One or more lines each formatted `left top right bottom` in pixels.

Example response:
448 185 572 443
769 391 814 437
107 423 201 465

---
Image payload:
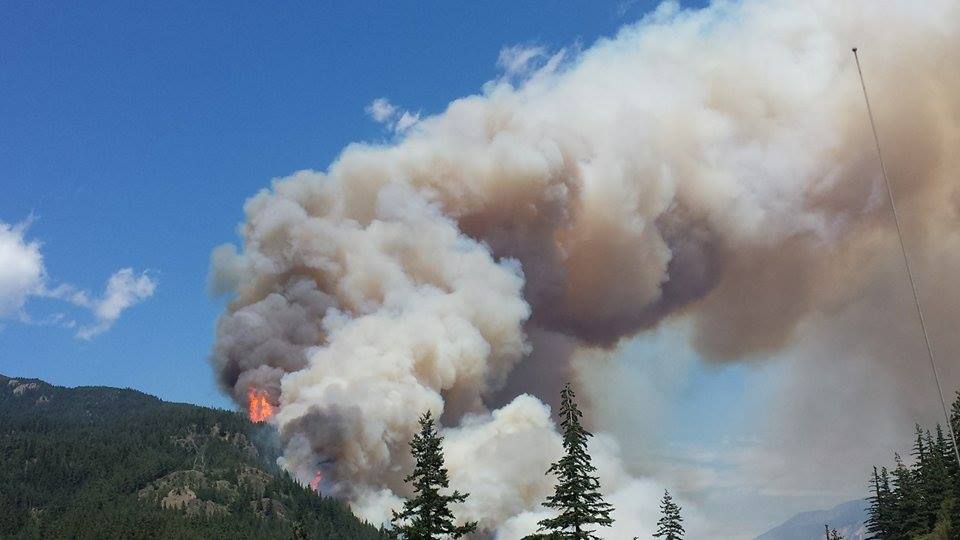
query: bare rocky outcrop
237 465 273 498
138 470 208 504
250 497 287 519
171 423 259 461
157 486 228 517
12 382 39 396
138 466 280 520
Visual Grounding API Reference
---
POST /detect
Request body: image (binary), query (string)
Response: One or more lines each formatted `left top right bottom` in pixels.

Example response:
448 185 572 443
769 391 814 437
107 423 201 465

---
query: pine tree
951 391 960 443
934 424 958 481
863 389 960 538
865 466 895 539
391 411 477 539
878 467 896 539
653 490 684 540
951 469 960 540
911 424 928 473
533 383 614 540
890 452 924 537
922 429 951 527
292 521 307 540
948 391 960 479
909 425 934 531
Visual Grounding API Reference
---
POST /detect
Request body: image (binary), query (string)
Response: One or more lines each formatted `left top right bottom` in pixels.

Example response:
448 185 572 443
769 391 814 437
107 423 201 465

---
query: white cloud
0 220 44 317
0 218 156 338
365 97 397 123
75 268 156 339
494 43 571 86
364 97 420 134
496 44 547 77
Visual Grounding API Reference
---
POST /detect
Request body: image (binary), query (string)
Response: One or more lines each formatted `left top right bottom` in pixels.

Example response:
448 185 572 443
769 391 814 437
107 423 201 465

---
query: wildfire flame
247 388 274 423
310 470 323 492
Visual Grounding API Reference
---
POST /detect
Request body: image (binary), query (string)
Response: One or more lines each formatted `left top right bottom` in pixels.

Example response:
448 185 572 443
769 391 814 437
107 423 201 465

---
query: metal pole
852 47 960 467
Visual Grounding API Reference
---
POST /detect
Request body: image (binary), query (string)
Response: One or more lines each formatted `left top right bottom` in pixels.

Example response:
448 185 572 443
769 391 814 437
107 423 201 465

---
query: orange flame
310 470 323 492
247 388 274 423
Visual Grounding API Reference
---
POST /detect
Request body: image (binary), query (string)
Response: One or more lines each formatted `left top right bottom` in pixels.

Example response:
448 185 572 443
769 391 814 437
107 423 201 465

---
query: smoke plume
209 0 960 536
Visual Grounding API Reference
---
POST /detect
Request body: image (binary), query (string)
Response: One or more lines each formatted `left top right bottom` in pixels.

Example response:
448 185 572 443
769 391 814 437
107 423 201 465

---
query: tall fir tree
391 411 477 540
949 391 960 484
865 466 895 539
934 424 958 480
865 466 882 539
878 467 896 539
652 490 684 540
533 383 614 540
910 425 932 530
922 429 950 527
890 452 924 537
951 390 960 444
951 468 960 540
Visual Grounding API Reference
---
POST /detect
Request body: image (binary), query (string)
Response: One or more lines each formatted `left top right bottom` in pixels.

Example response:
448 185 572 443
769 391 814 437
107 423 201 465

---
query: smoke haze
209 0 960 536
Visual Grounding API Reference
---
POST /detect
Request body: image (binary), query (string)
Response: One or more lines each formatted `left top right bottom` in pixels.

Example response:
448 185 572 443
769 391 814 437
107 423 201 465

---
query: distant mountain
755 499 868 540
0 373 386 539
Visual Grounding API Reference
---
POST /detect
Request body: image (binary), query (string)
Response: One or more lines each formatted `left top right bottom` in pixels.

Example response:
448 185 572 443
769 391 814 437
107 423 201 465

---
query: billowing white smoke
209 0 960 536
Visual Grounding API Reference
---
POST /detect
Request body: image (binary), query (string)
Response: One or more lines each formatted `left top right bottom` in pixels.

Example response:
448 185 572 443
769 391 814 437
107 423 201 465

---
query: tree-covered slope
0 373 386 539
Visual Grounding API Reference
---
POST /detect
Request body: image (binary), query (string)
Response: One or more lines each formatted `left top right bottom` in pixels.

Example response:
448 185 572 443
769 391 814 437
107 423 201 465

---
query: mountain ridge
755 499 868 540
0 372 386 539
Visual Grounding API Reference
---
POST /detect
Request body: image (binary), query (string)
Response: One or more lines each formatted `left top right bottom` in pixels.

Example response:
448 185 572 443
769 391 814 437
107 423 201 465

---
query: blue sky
1 0 714 407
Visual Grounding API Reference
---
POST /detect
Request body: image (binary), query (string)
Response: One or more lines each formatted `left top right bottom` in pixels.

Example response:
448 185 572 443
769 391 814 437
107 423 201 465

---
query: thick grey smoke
209 0 960 536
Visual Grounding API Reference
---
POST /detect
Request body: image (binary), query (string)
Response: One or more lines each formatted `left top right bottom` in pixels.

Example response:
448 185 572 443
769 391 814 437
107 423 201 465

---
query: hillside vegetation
864 391 960 539
0 374 386 539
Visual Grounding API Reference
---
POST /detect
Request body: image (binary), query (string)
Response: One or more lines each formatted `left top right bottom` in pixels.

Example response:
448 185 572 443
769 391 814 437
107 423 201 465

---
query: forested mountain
0 373 386 539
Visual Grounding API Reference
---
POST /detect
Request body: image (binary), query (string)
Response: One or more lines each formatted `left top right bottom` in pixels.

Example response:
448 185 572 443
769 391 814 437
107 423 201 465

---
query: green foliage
391 411 477 539
653 490 684 540
531 383 614 540
866 466 896 539
0 374 386 539
951 391 960 447
865 391 960 539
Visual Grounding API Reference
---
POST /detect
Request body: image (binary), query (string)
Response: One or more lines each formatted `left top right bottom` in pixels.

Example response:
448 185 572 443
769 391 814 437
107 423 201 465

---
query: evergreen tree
890 452 924 537
293 521 307 540
948 391 960 477
391 411 477 539
922 429 951 527
533 383 614 540
909 425 934 531
934 424 958 481
951 391 960 443
862 388 960 538
951 470 960 540
652 490 684 540
911 424 928 474
865 466 895 539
